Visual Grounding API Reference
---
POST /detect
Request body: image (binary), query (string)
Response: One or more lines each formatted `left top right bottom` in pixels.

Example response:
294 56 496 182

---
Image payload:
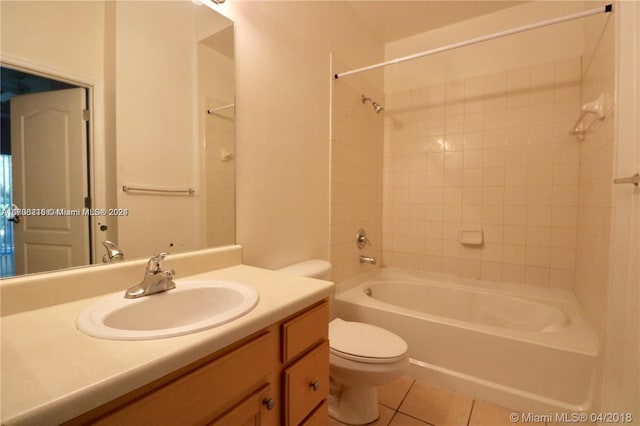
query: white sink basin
76 280 259 340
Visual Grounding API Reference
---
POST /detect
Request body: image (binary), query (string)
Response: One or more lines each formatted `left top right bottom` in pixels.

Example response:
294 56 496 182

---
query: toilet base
329 382 379 425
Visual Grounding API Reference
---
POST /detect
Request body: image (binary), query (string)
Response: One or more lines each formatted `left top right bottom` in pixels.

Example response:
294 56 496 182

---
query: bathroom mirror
0 1 235 278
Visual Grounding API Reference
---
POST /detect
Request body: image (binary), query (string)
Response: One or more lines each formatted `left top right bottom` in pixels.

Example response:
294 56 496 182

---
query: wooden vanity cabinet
281 302 330 425
68 300 329 426
79 331 277 426
212 384 275 426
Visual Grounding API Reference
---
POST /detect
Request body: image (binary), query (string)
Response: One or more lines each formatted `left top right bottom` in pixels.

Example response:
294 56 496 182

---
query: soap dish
460 229 483 245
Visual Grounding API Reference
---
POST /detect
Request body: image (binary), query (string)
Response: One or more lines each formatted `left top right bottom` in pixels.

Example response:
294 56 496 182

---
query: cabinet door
211 384 276 426
284 341 329 425
93 333 272 425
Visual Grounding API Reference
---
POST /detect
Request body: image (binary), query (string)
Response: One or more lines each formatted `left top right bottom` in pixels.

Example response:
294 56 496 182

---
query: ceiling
347 1 526 43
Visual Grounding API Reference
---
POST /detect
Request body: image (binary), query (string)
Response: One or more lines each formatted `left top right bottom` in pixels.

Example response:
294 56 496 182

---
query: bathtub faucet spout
359 255 377 265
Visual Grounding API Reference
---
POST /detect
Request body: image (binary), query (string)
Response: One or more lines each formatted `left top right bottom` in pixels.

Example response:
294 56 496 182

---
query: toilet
328 318 408 424
278 260 409 425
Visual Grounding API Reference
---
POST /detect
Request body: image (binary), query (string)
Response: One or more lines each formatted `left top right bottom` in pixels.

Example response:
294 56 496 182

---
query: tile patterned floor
329 375 548 426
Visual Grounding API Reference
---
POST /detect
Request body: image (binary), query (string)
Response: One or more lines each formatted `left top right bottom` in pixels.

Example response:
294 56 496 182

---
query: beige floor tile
389 412 431 425
469 400 521 426
398 381 473 426
378 375 415 410
329 404 396 426
374 405 397 426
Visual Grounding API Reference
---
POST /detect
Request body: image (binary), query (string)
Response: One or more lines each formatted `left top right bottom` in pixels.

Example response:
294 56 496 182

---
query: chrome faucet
102 240 124 263
124 253 176 299
359 255 377 265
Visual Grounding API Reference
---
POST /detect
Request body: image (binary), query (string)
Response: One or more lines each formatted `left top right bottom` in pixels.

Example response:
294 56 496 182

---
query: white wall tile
383 57 585 289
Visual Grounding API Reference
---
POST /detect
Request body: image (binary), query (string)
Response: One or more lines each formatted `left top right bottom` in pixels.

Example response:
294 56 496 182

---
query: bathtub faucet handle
356 228 371 249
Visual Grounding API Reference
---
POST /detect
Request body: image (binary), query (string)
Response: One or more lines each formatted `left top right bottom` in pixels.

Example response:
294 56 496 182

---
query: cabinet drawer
284 341 329 426
95 332 272 425
301 400 328 426
281 301 328 363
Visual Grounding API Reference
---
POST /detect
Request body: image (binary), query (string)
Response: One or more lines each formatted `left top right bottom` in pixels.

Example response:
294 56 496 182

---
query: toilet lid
329 318 407 363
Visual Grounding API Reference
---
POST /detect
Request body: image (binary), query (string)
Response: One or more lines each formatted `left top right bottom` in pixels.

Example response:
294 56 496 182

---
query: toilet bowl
277 260 408 424
328 318 408 425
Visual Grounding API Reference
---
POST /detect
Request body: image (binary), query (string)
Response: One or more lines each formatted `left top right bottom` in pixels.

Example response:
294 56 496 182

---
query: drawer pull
310 381 320 392
263 397 275 411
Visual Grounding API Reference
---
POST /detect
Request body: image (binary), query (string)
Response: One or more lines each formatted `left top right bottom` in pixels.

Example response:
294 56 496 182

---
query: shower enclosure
330 0 637 416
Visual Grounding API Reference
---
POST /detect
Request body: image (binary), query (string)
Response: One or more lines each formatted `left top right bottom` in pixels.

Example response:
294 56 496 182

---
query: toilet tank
277 259 331 279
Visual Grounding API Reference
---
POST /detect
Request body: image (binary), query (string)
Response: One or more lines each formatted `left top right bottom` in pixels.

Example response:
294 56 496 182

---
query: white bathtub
334 268 599 414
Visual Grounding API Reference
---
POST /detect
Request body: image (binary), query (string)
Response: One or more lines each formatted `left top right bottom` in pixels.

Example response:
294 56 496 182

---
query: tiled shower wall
198 42 236 249
382 57 583 289
574 6 615 339
204 101 236 248
331 60 385 285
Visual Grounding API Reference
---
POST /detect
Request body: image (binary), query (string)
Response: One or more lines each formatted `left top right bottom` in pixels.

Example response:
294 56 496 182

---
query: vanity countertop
0 264 334 425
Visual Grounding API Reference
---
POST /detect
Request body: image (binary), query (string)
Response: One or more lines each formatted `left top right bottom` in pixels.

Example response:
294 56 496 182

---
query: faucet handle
146 252 169 274
102 240 124 263
356 228 371 249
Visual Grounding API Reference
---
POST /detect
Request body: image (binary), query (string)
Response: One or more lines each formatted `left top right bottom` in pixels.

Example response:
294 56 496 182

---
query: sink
76 280 259 340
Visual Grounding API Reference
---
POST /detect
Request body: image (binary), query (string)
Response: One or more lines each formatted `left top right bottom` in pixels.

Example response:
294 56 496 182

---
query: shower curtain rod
334 4 612 79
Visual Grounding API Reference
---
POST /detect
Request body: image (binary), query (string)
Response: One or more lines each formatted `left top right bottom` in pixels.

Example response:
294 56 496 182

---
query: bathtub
334 268 599 414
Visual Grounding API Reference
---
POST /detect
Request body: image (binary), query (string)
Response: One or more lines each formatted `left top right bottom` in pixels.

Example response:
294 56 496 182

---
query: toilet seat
329 318 407 364
330 348 406 364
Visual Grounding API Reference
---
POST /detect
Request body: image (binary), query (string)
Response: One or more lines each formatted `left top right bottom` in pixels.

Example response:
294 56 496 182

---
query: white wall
0 1 105 80
222 2 384 270
384 1 585 92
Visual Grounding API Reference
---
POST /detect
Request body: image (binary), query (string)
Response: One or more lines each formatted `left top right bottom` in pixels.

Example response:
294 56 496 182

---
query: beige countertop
0 264 334 425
